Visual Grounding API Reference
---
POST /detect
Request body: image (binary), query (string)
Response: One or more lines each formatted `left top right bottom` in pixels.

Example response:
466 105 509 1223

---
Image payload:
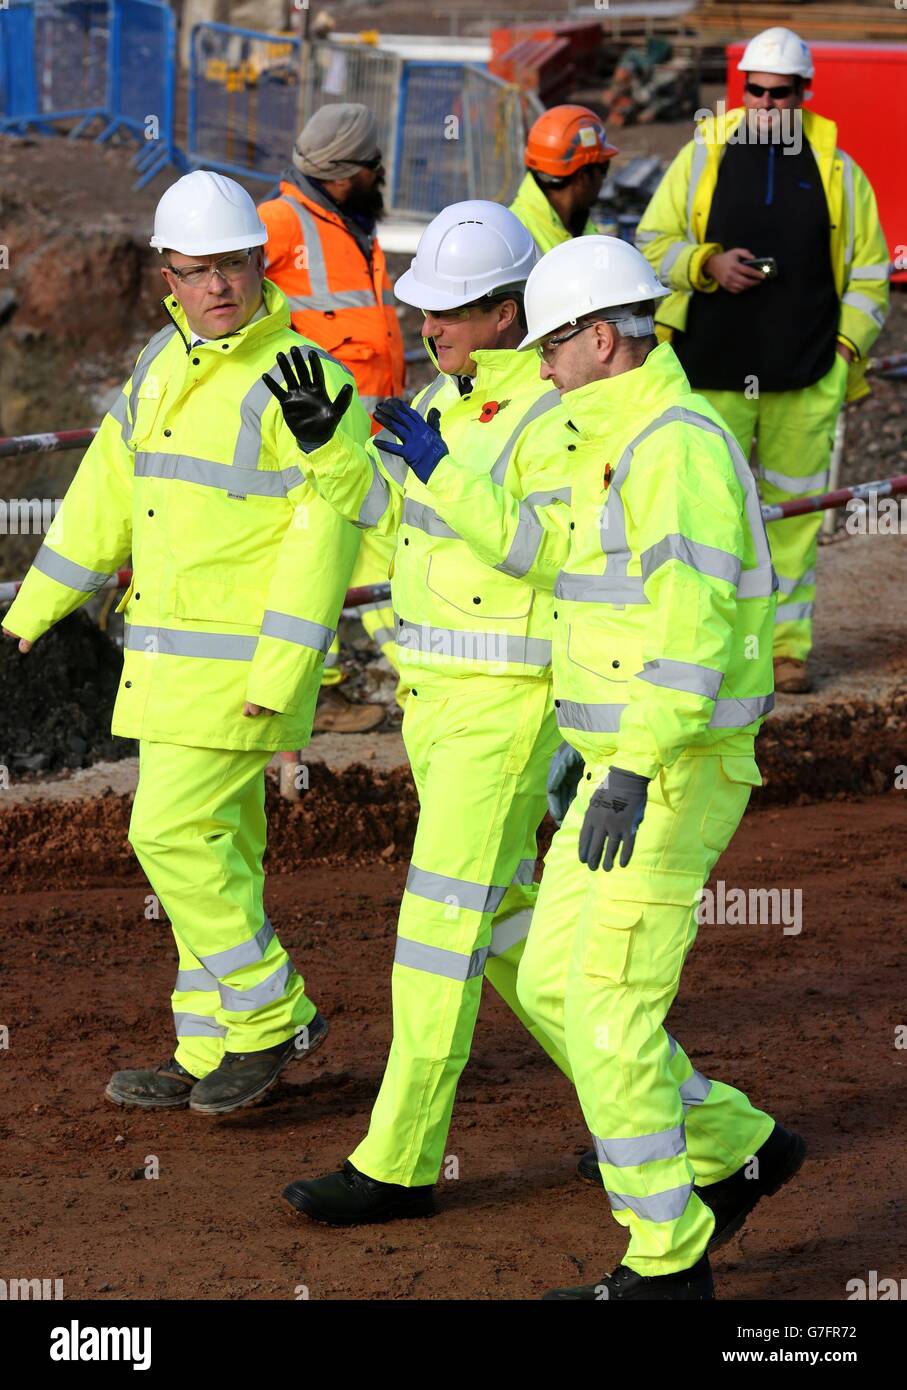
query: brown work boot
312 685 385 734
773 657 812 694
105 1056 199 1110
189 1011 329 1115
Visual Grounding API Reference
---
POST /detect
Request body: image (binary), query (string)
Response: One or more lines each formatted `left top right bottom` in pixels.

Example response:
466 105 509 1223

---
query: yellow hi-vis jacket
4 280 370 752
509 171 597 254
413 342 778 778
300 343 576 689
634 107 890 402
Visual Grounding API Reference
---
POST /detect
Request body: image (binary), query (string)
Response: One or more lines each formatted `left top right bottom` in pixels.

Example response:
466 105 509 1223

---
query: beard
345 176 385 221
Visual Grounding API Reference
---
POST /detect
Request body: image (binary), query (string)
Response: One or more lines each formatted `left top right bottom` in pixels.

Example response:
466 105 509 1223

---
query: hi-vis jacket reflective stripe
418 342 777 776
259 177 405 414
301 343 576 687
4 280 370 752
634 107 890 402
509 171 598 254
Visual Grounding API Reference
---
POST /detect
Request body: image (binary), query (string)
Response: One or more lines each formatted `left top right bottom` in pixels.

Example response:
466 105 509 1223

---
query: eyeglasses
744 81 796 100
351 151 383 170
421 305 475 325
535 321 595 362
165 249 254 288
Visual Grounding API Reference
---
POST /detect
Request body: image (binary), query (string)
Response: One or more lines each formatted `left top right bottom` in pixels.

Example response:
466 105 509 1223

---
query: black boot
283 1160 435 1226
105 1056 198 1110
577 1148 603 1185
696 1123 806 1249
189 1011 329 1115
543 1253 714 1301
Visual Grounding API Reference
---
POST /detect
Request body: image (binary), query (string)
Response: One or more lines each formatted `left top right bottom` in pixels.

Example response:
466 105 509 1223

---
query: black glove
373 398 448 483
262 346 353 451
578 767 649 872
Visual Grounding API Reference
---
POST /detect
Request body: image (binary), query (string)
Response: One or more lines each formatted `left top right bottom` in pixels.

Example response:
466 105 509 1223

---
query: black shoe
105 1056 199 1110
282 1160 435 1227
577 1148 603 1185
543 1253 714 1301
189 1011 329 1115
696 1123 806 1250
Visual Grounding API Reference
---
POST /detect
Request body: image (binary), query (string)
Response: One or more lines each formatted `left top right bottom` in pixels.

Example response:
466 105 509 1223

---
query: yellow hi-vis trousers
128 740 314 1078
350 677 571 1186
702 352 849 663
518 755 775 1276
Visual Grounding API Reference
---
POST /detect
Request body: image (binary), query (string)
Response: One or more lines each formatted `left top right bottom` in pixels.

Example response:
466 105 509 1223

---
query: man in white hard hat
635 26 889 691
2 170 370 1114
264 202 584 1226
361 235 803 1299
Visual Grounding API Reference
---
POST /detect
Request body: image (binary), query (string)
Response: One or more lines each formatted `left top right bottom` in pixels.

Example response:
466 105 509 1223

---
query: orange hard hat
524 104 618 179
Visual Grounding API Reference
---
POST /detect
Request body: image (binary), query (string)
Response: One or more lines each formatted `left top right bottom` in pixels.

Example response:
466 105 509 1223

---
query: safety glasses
535 322 594 362
165 249 254 288
745 80 796 100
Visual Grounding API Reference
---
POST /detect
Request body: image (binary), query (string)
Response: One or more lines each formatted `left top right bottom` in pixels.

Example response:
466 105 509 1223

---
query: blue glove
546 742 585 826
373 398 448 484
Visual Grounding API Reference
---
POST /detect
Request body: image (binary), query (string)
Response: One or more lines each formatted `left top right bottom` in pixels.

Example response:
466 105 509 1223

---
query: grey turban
293 103 379 180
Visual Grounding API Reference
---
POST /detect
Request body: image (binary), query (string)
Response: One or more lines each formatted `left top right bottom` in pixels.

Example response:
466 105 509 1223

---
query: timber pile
694 3 907 45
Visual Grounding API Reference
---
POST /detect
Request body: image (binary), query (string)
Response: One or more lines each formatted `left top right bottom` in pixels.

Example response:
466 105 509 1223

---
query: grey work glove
578 766 649 872
262 346 353 451
546 742 585 826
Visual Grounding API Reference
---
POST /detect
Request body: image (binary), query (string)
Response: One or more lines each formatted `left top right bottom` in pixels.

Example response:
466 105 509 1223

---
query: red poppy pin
478 397 510 423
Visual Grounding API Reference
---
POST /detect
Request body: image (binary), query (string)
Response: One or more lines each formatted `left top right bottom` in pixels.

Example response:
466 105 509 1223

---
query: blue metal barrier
188 21 301 183
391 62 472 215
0 0 185 188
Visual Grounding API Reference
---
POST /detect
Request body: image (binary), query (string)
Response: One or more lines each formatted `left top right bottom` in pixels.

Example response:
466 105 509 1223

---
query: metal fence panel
33 0 109 122
111 0 174 140
0 1 182 186
300 41 403 199
186 28 532 213
189 21 301 182
392 62 468 216
463 67 531 208
392 62 530 217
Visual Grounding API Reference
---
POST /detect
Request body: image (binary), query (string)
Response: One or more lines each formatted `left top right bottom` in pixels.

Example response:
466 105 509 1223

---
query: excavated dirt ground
1 794 905 1301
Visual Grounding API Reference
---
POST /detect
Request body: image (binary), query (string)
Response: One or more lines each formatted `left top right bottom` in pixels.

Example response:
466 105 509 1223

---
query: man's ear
495 298 519 334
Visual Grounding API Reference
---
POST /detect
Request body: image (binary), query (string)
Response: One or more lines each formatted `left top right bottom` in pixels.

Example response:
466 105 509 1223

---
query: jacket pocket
565 621 633 685
171 576 264 627
425 551 532 622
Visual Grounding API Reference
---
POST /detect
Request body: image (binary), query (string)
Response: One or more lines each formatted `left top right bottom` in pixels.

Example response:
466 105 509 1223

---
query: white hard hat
150 170 268 256
394 200 538 311
738 27 813 80
518 236 668 350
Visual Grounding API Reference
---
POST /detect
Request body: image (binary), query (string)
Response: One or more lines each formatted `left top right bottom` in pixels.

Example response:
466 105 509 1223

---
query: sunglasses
351 151 383 170
745 81 796 100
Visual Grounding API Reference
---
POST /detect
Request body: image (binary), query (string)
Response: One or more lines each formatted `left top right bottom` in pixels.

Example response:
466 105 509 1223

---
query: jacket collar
422 337 545 398
560 342 690 440
515 170 571 240
162 278 291 351
698 104 838 157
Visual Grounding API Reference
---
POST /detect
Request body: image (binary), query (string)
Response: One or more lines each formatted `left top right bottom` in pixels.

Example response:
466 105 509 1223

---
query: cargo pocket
700 755 760 853
582 898 642 985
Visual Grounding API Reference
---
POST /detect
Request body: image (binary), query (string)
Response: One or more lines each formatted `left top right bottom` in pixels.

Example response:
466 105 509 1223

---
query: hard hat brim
149 228 268 255
394 266 507 312
517 283 670 351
